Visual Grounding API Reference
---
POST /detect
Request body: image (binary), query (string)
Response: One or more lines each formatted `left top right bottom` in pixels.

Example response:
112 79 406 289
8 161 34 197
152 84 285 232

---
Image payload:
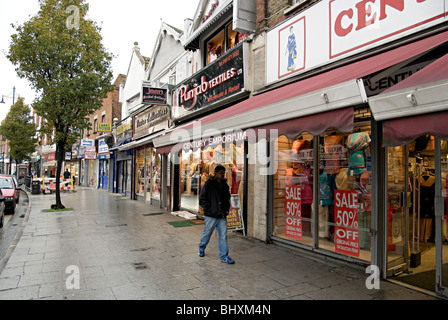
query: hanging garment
346 132 371 176
324 135 345 174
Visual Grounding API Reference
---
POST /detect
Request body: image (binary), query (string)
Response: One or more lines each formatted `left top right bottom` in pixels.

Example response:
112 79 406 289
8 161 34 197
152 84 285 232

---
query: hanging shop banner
334 190 360 257
266 0 446 84
285 185 302 239
227 194 244 232
172 42 250 121
141 82 168 105
133 105 171 140
84 151 97 160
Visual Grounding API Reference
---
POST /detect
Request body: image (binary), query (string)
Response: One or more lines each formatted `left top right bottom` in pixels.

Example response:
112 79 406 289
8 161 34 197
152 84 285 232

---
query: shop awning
382 110 448 147
370 51 448 147
154 30 448 152
369 51 448 121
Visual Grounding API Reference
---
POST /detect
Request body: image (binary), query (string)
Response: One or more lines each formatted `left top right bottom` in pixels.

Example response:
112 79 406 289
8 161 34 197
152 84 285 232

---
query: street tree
0 97 37 176
7 0 114 209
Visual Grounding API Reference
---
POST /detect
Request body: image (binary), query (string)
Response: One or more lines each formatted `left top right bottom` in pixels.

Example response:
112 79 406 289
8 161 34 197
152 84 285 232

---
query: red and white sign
329 0 444 58
84 151 97 160
266 0 447 84
285 185 302 239
334 190 360 257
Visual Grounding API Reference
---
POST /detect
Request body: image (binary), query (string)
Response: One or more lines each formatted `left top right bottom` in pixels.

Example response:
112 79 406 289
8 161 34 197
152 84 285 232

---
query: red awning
382 52 448 93
155 30 448 151
383 110 448 147
253 107 354 139
379 52 448 146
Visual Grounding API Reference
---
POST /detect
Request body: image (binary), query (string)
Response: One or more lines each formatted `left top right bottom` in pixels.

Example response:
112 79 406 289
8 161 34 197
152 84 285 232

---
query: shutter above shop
369 51 448 121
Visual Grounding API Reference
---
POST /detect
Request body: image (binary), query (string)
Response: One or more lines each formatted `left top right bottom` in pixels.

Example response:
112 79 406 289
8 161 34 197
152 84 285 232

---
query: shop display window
273 133 315 246
180 142 245 215
135 146 145 197
152 152 161 200
273 123 372 261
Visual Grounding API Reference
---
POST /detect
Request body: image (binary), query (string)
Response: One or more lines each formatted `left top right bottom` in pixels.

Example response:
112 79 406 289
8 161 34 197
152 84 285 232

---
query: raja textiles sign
285 185 302 239
334 190 360 257
172 43 248 120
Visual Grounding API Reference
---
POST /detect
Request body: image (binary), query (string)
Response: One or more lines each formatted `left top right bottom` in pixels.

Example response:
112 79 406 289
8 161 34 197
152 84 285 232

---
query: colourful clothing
346 132 371 176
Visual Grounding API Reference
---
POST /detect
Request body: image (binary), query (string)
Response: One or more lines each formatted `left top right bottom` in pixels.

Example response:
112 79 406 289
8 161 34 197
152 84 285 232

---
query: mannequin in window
420 169 435 242
346 131 371 176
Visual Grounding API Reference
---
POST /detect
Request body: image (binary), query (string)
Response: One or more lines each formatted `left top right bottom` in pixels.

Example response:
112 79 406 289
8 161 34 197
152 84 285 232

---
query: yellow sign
98 123 111 132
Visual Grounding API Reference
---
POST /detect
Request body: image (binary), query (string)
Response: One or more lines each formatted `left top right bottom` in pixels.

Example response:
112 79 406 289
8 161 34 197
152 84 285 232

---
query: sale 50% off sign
334 190 360 257
285 185 302 239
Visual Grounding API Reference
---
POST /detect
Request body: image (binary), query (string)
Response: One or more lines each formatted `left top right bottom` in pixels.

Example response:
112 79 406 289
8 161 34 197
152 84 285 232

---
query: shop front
369 51 448 297
132 102 171 205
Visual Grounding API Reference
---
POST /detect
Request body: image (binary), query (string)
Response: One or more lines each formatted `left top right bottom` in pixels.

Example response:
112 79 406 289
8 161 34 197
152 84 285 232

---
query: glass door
387 135 448 296
386 145 409 275
435 138 448 297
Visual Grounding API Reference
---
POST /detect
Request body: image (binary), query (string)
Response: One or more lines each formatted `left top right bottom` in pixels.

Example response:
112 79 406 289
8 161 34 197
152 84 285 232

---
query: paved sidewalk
0 187 440 300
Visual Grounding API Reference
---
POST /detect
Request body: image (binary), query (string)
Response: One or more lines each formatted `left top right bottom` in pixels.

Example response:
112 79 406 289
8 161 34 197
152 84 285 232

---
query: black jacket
199 175 231 218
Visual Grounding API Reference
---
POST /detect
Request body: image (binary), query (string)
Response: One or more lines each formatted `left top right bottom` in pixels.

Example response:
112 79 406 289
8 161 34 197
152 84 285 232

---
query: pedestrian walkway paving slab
0 188 442 303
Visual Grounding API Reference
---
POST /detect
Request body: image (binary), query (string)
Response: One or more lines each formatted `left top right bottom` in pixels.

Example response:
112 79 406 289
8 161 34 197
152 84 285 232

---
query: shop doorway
386 136 448 296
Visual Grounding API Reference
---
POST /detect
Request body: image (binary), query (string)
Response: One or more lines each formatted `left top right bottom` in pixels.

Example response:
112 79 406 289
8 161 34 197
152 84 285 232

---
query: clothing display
346 132 371 176
324 135 345 174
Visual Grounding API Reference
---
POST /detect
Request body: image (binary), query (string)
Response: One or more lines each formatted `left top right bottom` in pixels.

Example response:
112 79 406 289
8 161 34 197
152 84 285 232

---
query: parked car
0 190 5 227
0 175 20 214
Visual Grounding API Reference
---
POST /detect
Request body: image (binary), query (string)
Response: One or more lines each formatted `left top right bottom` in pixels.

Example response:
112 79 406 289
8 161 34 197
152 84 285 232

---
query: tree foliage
0 97 37 165
8 0 114 208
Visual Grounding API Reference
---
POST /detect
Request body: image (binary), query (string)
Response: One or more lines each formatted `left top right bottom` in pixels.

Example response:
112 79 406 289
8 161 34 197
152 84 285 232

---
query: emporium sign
266 0 447 84
172 43 248 120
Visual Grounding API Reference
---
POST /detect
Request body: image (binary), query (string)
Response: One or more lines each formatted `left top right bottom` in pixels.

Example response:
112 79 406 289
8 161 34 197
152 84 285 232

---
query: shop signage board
334 190 360 257
266 0 447 84
84 151 97 160
133 105 171 140
141 82 168 105
172 42 250 121
97 123 111 132
227 194 245 235
285 185 302 239
81 139 95 147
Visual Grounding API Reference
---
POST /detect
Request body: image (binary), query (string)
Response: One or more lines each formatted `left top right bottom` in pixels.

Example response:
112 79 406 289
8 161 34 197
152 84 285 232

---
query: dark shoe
199 249 205 257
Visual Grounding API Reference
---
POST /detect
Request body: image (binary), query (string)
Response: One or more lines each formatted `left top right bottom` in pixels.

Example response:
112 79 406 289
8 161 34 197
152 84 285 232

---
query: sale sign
285 185 302 239
334 190 360 257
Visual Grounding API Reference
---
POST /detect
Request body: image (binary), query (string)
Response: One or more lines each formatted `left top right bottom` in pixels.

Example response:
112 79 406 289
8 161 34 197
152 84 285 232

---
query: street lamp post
0 86 16 105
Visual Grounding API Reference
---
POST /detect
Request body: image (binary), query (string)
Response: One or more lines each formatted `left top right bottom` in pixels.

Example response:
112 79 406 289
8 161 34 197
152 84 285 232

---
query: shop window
274 133 315 246
136 146 146 197
180 141 245 214
206 22 247 65
273 122 372 262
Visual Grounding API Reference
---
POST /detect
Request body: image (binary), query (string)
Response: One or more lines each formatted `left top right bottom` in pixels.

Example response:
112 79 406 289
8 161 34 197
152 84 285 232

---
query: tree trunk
51 142 65 210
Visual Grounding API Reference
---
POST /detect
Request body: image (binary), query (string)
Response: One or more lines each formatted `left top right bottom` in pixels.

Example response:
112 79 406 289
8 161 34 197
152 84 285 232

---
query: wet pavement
0 187 441 301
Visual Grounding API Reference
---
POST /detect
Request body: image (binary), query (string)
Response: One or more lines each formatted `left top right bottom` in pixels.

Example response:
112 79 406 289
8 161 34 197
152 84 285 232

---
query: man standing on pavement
198 164 234 264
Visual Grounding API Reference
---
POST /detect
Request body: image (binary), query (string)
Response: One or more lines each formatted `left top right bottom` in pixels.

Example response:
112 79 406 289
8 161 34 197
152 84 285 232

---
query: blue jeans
199 216 229 260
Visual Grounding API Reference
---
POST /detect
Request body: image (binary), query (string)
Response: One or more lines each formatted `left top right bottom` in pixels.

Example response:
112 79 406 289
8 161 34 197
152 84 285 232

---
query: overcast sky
0 0 199 123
